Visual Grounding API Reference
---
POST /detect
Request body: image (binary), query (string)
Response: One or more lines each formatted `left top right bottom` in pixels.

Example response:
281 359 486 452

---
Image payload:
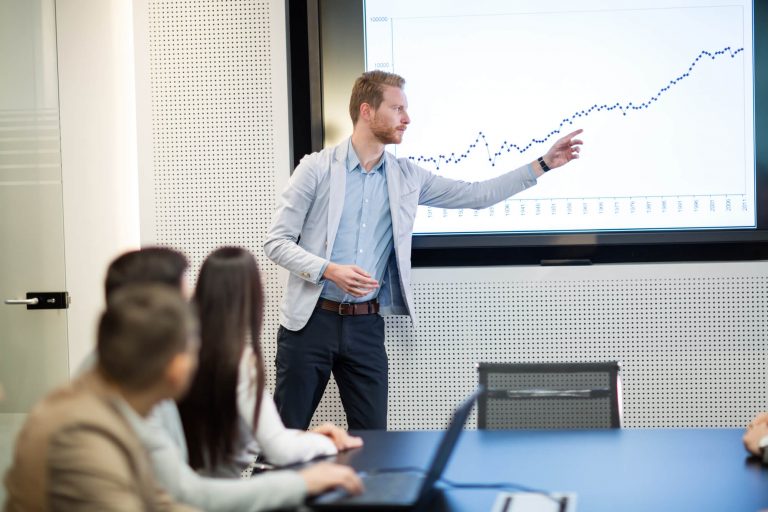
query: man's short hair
349 70 406 125
97 284 197 391
105 247 188 301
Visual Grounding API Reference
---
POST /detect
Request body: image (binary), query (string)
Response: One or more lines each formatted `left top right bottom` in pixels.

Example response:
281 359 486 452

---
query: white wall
56 0 141 373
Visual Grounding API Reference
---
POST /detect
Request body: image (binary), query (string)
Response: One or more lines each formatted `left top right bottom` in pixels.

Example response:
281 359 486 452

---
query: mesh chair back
477 362 621 429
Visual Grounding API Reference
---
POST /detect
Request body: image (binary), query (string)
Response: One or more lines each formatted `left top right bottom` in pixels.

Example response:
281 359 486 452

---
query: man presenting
265 70 583 429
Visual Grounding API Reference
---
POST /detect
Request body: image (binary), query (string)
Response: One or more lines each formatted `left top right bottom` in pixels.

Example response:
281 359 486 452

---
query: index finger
342 470 365 495
344 435 364 449
351 265 372 278
561 128 583 141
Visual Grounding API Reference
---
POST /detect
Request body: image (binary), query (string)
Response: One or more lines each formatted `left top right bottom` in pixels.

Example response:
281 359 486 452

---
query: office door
0 0 70 492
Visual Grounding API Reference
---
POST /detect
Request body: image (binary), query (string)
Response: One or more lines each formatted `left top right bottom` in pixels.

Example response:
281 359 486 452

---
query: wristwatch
537 156 551 173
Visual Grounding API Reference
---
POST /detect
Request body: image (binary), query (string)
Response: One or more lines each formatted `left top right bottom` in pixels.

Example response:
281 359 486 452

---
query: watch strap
537 156 551 172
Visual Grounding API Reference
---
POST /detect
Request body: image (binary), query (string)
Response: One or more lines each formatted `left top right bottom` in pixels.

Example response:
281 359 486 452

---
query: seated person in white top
80 247 362 511
177 247 363 475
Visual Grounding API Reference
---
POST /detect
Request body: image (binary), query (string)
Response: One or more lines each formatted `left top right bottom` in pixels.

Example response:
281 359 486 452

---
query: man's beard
371 120 404 145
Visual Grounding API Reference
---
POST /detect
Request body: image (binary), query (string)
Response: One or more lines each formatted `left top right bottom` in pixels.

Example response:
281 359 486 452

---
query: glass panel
0 0 69 500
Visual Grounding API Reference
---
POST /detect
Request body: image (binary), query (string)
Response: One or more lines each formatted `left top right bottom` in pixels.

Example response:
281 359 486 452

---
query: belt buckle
338 301 352 316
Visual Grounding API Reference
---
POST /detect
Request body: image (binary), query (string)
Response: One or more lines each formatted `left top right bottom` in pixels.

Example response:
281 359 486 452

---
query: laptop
310 387 484 511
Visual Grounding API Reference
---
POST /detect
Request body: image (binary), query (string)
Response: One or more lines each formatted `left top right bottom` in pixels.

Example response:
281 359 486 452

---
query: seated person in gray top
77 247 363 511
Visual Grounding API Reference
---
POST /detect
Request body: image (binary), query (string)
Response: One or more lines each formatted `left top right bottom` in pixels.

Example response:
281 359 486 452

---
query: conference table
323 429 768 511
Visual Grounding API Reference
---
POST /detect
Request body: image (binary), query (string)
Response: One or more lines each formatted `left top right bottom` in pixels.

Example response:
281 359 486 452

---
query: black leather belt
317 298 380 316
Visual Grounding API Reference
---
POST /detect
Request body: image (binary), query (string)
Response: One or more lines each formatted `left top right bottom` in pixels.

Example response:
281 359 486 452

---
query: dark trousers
274 306 388 430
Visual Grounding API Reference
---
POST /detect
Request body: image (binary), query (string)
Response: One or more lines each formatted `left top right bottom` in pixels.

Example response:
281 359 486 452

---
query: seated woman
177 247 362 476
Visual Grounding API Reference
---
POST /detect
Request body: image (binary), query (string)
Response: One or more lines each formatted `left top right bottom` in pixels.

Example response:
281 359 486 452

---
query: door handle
4 298 40 305
3 292 69 309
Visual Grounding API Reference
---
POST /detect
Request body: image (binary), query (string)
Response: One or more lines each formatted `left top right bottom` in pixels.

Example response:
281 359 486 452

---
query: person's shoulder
12 378 123 468
1 385 88 510
11 383 82 466
43 371 138 436
47 390 146 467
10 375 154 510
26 378 97 427
46 413 156 511
297 140 346 170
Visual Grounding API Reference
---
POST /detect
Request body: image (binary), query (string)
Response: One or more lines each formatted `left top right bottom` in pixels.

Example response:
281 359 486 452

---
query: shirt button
359 249 363 253
365 199 369 203
362 224 366 228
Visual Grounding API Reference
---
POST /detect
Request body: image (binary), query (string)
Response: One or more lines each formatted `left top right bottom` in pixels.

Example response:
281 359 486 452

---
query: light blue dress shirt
321 140 394 303
265 137 538 330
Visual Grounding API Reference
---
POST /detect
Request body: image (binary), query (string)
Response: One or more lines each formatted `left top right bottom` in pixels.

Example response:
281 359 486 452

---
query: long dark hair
177 247 266 470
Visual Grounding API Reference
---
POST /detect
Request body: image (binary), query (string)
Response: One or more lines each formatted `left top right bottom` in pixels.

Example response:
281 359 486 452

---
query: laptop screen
419 387 484 497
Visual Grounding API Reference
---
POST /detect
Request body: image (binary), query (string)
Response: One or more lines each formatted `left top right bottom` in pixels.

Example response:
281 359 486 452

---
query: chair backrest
477 362 622 429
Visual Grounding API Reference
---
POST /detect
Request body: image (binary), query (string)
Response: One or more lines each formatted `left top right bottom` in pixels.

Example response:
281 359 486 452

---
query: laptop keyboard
318 471 425 505
362 472 423 502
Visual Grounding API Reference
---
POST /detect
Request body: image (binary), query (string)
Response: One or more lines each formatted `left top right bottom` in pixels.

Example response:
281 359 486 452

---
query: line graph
364 0 755 234
408 47 744 170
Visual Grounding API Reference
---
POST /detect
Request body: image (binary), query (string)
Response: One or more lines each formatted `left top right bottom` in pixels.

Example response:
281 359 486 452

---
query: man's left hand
311 423 364 451
540 128 584 171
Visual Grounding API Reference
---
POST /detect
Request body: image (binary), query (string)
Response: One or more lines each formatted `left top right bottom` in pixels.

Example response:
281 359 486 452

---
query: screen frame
287 0 768 266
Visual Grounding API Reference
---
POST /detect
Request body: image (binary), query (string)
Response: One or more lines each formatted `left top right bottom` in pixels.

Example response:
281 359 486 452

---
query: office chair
477 362 622 429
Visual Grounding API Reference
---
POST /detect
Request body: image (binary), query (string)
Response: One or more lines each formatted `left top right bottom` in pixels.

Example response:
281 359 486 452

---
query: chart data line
406 46 743 170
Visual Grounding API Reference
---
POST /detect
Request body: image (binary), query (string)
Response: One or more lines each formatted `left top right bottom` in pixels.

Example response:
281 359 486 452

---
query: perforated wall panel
142 0 286 389
139 0 768 432
384 265 768 430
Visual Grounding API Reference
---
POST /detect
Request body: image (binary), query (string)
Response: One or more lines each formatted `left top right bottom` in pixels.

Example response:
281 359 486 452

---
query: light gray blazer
264 137 538 331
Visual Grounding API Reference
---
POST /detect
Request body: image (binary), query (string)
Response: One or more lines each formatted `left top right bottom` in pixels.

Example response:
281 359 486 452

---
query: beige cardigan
3 370 197 512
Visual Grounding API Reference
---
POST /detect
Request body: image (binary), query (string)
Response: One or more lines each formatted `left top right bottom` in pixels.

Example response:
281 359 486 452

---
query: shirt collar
347 138 385 175
111 395 151 439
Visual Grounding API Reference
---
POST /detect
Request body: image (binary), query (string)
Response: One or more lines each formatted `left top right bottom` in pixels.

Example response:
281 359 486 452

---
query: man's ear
164 351 197 399
359 102 373 122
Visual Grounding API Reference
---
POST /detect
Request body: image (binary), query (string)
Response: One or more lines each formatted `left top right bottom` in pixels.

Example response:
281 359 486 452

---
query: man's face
369 85 410 145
